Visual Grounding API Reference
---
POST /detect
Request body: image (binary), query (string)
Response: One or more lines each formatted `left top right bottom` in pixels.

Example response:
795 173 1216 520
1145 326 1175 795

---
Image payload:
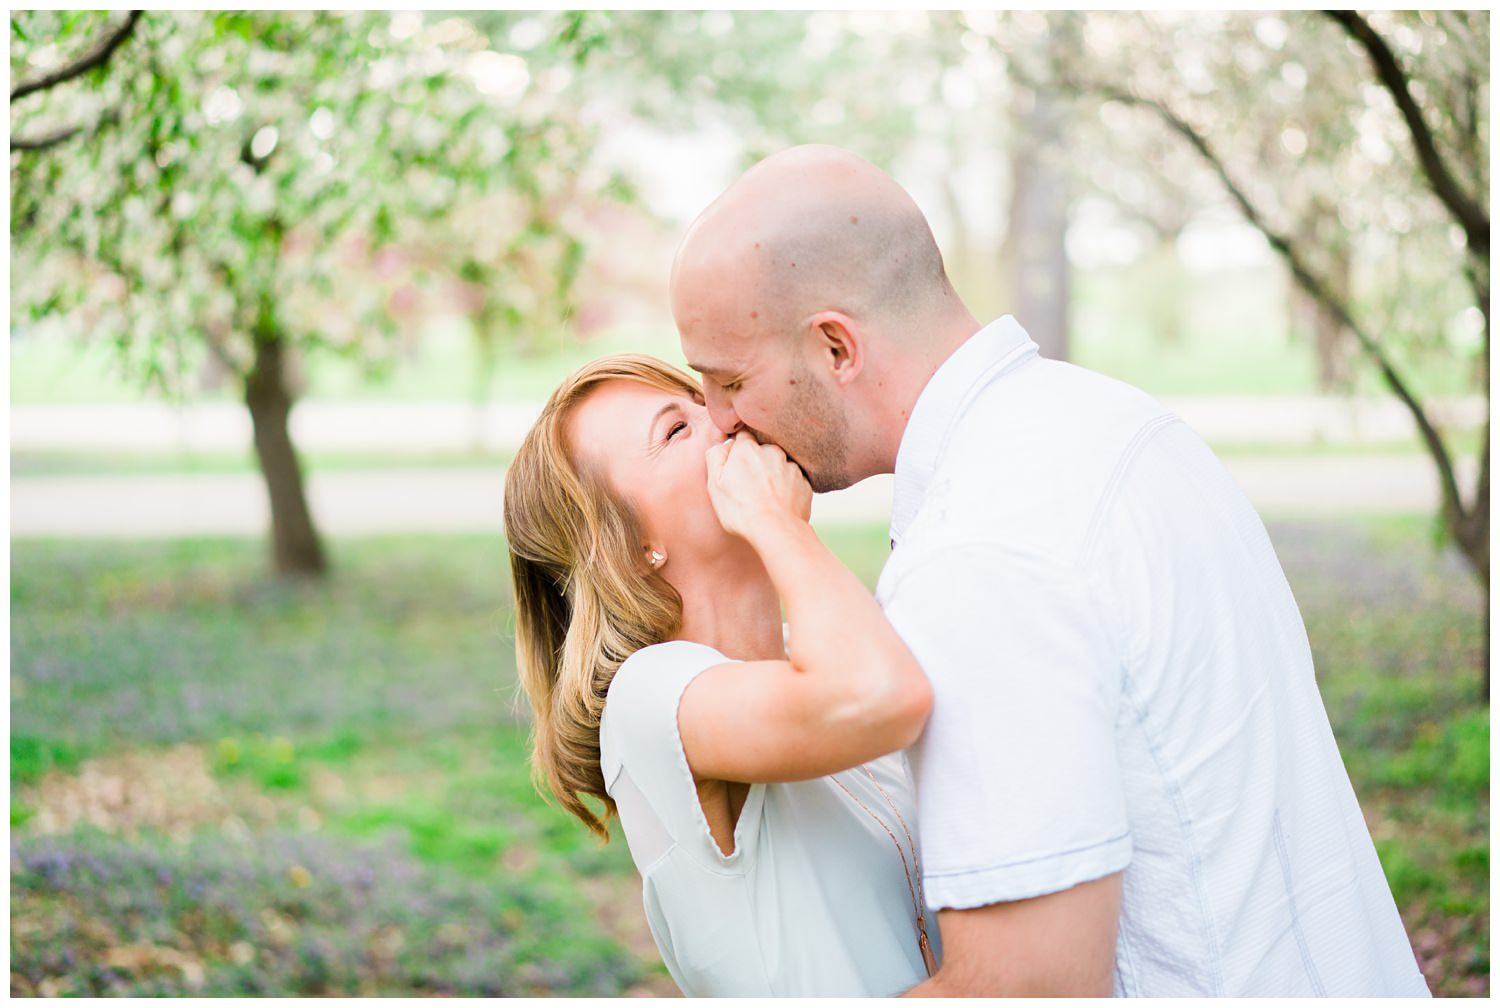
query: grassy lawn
9 519 1488 995
10 534 656 996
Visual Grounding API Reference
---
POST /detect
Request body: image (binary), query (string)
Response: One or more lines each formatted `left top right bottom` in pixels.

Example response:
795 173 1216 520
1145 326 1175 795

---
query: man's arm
903 872 1124 997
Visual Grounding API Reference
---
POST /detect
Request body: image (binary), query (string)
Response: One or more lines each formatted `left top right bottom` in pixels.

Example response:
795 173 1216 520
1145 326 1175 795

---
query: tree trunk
1006 88 1071 361
244 318 326 577
1144 240 1186 348
1309 297 1353 392
1291 223 1354 392
1452 415 1488 701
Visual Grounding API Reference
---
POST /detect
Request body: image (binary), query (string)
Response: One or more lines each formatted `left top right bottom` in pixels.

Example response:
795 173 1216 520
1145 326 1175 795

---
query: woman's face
567 379 735 569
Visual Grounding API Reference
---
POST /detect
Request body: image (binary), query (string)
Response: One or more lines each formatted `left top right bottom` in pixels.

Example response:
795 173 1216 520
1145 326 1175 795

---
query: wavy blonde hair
503 354 701 839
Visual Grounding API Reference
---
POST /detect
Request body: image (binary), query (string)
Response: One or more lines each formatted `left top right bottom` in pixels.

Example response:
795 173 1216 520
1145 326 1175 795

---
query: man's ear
806 311 863 387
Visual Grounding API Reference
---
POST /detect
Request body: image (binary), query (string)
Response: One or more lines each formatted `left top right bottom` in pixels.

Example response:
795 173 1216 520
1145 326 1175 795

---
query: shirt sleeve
880 544 1132 910
600 640 764 868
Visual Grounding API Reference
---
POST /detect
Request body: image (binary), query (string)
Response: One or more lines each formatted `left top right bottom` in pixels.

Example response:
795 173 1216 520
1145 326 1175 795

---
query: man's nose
704 386 743 436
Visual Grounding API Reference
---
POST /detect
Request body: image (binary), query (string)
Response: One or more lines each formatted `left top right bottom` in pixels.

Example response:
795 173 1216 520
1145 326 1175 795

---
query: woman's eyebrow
647 401 680 439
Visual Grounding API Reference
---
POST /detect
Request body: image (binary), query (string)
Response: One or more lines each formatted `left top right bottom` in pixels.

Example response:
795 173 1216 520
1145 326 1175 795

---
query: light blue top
599 639 934 997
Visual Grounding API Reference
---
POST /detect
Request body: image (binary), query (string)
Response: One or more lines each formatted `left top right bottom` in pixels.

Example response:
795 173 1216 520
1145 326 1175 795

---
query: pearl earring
650 551 666 569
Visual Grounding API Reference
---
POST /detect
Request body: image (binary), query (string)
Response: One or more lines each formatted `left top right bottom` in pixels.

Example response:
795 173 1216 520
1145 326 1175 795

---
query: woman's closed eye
666 420 689 442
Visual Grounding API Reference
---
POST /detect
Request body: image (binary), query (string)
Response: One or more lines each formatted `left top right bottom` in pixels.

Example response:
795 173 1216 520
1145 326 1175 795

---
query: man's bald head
670 145 978 489
670 145 955 342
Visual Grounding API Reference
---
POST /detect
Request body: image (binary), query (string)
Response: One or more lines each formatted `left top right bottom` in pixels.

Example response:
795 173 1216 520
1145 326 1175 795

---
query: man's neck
864 312 983 477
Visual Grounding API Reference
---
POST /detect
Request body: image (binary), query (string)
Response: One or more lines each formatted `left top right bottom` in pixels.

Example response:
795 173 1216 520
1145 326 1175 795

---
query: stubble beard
780 364 854 494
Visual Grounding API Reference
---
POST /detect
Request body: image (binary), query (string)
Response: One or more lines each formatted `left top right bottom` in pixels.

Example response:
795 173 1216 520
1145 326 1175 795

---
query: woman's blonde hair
503 354 702 839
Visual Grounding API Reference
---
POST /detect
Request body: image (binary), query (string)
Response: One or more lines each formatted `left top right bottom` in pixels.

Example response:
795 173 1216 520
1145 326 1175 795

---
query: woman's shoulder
602 640 733 744
619 638 731 674
599 640 751 861
610 639 731 701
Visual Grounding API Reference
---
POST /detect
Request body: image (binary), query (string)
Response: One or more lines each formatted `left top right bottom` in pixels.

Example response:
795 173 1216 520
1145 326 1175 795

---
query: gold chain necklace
831 765 938 977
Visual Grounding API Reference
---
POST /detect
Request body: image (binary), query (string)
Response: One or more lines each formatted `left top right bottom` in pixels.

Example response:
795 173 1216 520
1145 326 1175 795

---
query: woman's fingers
706 430 813 539
705 436 730 478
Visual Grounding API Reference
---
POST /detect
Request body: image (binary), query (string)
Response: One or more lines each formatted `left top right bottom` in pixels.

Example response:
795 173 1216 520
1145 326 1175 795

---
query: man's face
680 324 855 494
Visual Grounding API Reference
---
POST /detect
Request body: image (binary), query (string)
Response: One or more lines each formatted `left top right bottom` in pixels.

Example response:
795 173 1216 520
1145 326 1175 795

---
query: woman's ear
806 311 863 386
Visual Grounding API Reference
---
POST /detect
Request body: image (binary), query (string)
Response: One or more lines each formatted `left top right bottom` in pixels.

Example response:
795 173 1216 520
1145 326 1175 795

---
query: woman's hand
705 431 813 540
682 430 931 786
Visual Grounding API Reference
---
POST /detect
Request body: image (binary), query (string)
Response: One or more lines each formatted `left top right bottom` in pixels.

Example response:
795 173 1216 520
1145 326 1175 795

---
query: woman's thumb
705 437 731 479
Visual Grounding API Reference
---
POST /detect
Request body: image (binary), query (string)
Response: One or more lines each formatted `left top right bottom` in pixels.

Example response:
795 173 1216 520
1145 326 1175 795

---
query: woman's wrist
738 507 812 551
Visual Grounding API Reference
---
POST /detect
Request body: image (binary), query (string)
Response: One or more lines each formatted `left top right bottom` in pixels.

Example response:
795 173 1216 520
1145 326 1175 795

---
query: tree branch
9 124 82 151
1463 258 1490 354
1474 418 1489 575
1090 82 1470 534
202 319 250 380
1325 10 1489 259
9 108 121 153
11 11 143 101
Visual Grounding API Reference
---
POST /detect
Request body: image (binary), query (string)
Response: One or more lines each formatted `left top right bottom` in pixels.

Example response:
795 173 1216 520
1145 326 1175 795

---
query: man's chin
805 467 856 495
757 437 851 493
782 454 828 492
764 442 813 486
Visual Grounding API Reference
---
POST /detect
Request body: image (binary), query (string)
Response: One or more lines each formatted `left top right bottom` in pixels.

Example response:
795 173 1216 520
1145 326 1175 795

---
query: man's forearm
900 878 1123 997
903 970 1114 998
901 974 954 997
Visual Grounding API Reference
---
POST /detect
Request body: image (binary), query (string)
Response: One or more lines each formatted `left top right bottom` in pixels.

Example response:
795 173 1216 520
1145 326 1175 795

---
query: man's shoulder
958 357 1171 450
922 360 1176 545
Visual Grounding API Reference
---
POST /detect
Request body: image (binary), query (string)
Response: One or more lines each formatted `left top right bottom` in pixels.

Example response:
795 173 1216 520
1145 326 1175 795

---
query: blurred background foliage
13 10 619 574
9 9 1489 997
12 10 1489 579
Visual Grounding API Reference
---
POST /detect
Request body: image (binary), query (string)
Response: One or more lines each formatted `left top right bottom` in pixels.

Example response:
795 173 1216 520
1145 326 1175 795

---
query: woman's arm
677 432 932 783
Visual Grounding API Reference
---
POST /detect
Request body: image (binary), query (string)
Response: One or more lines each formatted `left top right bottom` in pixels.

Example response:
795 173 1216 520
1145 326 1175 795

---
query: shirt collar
889 315 1038 546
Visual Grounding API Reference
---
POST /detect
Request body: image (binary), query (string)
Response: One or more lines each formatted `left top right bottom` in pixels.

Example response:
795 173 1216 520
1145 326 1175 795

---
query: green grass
8 533 660 996
10 734 83 786
9 519 1489 995
10 536 518 761
1265 516 1489 992
10 825 637 996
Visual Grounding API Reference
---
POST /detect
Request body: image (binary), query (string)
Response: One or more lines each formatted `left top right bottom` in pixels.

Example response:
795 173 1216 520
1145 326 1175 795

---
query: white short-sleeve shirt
876 316 1429 996
598 640 935 997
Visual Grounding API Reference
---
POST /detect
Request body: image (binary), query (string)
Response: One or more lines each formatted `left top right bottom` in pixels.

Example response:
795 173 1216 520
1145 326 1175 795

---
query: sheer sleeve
599 640 766 870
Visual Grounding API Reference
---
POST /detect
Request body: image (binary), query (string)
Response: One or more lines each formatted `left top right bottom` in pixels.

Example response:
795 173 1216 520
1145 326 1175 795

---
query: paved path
10 455 1476 537
10 396 1482 536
